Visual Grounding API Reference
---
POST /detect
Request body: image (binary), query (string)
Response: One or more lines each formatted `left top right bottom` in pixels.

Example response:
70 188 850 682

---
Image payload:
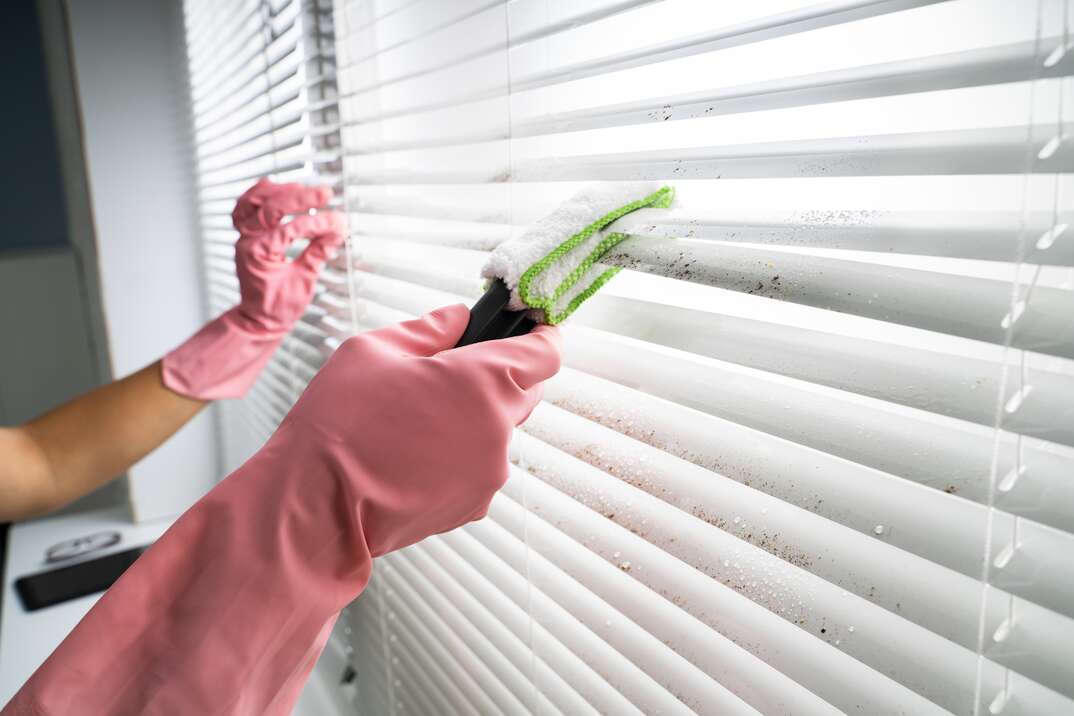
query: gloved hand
161 178 346 400
4 305 561 716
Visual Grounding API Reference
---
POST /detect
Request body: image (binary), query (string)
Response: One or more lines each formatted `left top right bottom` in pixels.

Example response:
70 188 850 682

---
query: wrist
161 307 288 400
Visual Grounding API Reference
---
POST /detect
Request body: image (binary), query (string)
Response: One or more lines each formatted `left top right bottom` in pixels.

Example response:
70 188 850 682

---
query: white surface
0 507 172 706
65 0 219 520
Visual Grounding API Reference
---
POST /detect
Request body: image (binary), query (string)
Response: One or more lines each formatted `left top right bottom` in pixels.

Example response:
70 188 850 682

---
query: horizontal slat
380 557 542 716
512 37 1074 139
563 320 1074 535
196 70 306 138
189 14 280 100
373 566 504 715
337 0 948 116
462 508 728 716
432 525 692 715
509 0 949 94
346 268 1074 574
343 123 1073 186
350 233 1074 442
498 462 1074 715
200 140 309 187
337 3 505 95
337 0 499 67
343 173 1045 225
344 40 1072 156
197 100 308 162
516 401 1074 695
388 548 581 716
351 200 1073 270
198 123 308 174
421 534 646 715
545 357 1074 612
341 271 1074 695
196 78 307 147
610 208 1074 267
597 236 1074 359
352 602 477 715
489 475 951 716
337 0 419 35
483 487 847 715
193 32 301 125
348 613 446 714
186 1 261 72
337 0 660 98
516 122 1073 179
189 5 291 104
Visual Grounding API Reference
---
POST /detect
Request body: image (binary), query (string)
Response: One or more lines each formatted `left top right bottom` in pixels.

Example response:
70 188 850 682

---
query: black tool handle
455 279 536 347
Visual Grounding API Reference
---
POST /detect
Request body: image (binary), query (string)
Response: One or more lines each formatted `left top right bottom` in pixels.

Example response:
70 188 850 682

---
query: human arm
2 305 561 716
0 178 344 523
0 362 204 521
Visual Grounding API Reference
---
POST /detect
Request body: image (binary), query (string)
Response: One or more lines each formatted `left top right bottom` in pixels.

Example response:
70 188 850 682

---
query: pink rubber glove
161 178 346 400
4 305 560 716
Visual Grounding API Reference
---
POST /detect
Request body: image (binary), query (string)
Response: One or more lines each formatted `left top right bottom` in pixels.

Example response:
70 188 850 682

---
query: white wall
64 0 219 521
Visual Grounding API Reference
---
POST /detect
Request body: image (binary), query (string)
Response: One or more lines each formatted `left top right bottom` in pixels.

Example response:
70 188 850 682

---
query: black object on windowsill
15 545 150 612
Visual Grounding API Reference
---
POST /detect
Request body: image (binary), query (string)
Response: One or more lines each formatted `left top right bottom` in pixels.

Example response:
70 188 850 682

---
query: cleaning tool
457 181 674 346
162 178 346 400
4 306 561 716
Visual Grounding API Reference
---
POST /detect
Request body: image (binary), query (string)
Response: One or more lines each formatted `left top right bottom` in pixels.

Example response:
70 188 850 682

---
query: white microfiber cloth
482 182 674 324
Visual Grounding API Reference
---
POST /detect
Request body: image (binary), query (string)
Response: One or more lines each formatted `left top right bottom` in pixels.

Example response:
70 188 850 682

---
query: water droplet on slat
998 464 1025 493
1044 42 1070 68
1037 222 1068 250
1000 300 1025 329
1004 385 1033 414
1038 135 1062 160
993 617 1012 643
993 542 1016 570
873 525 885 536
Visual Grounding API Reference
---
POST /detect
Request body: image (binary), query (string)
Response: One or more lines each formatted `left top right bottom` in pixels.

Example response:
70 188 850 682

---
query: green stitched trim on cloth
518 185 674 324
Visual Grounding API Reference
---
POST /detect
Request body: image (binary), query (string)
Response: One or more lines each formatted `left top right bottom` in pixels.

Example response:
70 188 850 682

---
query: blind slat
185 1 1074 713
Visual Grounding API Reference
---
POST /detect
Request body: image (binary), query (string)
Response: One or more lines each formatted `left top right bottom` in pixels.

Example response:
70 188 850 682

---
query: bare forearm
0 361 206 522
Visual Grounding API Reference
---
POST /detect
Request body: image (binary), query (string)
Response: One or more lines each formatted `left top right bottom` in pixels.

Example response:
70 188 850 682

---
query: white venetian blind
182 0 347 471
327 1 1074 716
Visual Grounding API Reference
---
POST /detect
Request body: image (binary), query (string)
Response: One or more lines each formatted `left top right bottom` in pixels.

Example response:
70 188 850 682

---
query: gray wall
0 0 122 513
2 2 69 253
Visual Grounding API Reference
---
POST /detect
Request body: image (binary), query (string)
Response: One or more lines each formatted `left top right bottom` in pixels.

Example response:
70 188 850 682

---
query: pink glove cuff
161 307 287 400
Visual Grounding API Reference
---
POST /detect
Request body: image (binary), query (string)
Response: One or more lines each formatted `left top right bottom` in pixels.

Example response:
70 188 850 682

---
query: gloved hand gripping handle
455 280 535 347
